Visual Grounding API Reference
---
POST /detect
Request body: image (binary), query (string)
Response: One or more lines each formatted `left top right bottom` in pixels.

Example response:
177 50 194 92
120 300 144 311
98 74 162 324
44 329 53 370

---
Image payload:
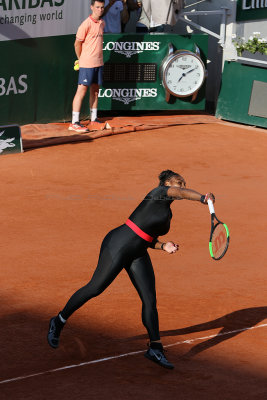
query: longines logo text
103 41 160 58
98 88 157 104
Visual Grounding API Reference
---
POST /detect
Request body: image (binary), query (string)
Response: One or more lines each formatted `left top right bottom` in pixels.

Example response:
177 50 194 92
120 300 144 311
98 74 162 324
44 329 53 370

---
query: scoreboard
99 33 208 111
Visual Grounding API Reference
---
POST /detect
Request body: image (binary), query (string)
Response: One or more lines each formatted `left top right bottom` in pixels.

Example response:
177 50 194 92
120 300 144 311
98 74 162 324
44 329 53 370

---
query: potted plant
232 32 267 61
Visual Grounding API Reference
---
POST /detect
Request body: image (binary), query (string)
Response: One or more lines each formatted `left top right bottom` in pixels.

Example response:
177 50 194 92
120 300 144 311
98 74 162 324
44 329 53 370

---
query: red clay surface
1 116 267 399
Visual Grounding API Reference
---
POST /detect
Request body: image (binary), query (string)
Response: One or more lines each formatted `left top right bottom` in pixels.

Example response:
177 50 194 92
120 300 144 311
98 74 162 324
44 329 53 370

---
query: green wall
216 61 267 129
0 35 77 125
0 33 208 126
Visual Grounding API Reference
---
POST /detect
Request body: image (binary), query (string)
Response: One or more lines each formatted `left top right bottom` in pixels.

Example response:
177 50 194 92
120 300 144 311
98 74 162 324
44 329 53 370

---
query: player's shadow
125 307 267 358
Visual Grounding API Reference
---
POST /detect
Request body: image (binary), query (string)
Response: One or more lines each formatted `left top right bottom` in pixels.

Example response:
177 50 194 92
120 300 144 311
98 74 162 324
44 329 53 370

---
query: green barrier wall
216 61 267 129
0 35 76 125
0 33 208 126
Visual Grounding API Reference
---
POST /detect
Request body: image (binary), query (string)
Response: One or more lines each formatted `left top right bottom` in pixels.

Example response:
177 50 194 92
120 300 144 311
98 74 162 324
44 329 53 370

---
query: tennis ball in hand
74 61 79 71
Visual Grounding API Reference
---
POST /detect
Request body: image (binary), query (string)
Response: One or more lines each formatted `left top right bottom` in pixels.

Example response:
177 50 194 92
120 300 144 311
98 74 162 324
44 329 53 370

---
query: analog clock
160 44 206 102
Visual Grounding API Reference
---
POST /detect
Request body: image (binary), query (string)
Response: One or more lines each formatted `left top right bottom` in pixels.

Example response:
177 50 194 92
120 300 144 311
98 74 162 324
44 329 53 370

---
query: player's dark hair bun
158 170 182 186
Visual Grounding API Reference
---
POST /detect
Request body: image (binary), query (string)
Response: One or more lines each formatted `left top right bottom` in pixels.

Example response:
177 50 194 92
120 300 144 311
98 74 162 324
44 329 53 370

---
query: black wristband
161 243 165 250
200 195 206 204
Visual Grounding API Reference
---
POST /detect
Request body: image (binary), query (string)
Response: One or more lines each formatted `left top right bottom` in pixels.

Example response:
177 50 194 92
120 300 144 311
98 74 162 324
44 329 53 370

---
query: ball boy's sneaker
47 315 64 349
144 342 174 369
68 122 89 133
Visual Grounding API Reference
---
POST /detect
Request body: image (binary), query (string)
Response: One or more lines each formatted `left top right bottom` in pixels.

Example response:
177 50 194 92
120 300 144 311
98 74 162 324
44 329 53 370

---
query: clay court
1 115 267 399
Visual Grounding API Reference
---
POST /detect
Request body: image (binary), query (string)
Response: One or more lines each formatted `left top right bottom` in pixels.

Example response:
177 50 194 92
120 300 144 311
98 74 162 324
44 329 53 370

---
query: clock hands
178 66 198 83
186 66 198 75
178 73 186 82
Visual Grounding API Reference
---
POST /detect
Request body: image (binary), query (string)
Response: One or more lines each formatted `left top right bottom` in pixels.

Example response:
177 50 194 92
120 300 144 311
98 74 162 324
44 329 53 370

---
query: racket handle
207 199 215 214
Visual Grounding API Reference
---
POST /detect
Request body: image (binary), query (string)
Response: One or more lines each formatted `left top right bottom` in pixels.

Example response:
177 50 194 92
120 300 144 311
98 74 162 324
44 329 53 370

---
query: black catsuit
61 186 174 341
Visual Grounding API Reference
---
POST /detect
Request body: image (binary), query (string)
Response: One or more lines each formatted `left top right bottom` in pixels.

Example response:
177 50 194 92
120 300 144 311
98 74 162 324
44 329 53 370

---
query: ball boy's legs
72 84 88 118
69 67 105 131
89 83 100 124
69 84 89 133
88 84 107 130
88 66 106 129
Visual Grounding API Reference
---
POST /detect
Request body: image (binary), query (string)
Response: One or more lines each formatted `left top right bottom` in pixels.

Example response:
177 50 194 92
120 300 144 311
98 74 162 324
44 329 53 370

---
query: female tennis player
47 170 215 369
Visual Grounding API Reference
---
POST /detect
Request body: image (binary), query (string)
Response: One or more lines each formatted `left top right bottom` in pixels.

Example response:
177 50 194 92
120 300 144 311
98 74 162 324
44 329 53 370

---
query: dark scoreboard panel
104 63 157 82
99 33 208 111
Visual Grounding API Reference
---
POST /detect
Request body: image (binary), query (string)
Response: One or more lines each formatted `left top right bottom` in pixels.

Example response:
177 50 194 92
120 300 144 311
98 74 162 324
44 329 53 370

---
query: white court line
1 323 267 385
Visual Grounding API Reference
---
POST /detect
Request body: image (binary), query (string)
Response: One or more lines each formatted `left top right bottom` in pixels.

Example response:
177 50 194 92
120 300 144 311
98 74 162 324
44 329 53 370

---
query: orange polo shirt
76 16 105 68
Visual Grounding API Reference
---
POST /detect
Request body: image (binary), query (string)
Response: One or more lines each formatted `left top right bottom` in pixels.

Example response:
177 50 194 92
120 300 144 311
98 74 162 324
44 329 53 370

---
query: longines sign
98 88 158 104
103 41 160 58
236 0 267 21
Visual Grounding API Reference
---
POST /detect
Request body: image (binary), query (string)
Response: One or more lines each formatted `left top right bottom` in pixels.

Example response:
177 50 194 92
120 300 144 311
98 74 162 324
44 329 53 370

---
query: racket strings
210 223 229 260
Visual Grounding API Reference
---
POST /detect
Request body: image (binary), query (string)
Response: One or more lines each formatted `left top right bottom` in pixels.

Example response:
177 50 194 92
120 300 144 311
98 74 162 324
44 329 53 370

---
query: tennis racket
207 199 230 260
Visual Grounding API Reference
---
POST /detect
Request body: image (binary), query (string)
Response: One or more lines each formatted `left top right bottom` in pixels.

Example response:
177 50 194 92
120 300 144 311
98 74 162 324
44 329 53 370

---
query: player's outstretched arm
167 187 215 203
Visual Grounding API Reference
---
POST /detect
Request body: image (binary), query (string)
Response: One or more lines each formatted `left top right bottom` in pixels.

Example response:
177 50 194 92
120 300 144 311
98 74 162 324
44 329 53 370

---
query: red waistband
125 219 154 243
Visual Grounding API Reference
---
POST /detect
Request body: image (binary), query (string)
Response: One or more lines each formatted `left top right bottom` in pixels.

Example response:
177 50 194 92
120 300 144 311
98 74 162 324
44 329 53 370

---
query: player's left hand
204 192 215 204
163 241 179 254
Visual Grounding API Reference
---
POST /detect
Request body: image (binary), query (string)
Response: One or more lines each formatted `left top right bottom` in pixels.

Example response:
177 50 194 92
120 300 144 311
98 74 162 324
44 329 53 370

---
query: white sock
90 108 97 122
58 313 66 324
72 111 80 124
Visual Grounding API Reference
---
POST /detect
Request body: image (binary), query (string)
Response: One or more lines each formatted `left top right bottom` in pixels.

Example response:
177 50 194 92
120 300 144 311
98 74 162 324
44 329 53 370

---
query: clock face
163 53 205 97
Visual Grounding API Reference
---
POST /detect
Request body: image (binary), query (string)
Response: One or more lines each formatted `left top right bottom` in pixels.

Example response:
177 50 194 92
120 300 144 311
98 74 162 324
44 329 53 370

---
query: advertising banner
0 125 23 155
0 33 208 126
236 0 267 21
0 0 91 41
99 33 208 111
